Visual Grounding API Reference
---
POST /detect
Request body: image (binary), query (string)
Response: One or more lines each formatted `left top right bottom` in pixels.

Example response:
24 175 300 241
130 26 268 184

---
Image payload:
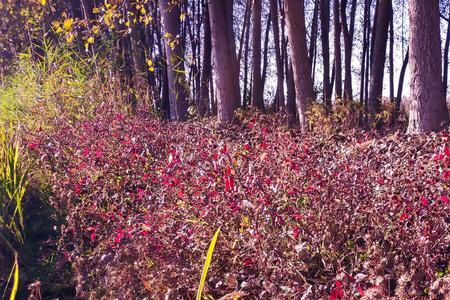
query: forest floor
11 105 450 299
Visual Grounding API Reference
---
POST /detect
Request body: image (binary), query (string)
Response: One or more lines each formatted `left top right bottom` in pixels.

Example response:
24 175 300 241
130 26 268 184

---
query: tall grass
0 126 27 245
0 38 97 129
2 251 19 300
196 228 220 300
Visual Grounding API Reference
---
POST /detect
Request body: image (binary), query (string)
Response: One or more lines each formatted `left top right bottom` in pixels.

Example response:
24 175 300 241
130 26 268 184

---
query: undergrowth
27 104 450 299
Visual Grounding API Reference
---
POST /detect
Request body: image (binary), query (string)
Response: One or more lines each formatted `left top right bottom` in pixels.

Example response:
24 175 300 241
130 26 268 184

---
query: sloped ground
27 105 450 299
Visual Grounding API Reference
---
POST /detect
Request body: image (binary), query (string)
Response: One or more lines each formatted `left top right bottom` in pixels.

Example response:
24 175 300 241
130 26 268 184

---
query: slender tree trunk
341 0 356 101
285 0 314 131
199 1 212 117
443 4 450 99
160 0 189 121
389 5 394 101
360 0 370 104
320 0 332 112
209 0 241 123
270 0 285 111
368 0 391 125
333 0 342 100
261 12 271 97
243 9 252 108
238 0 251 66
395 47 408 114
364 1 371 110
309 0 319 67
251 0 264 110
286 62 296 127
407 0 449 132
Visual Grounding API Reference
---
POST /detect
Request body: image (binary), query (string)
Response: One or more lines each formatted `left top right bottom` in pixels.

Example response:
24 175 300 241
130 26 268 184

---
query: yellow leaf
63 18 74 30
41 0 46 6
146 58 153 66
196 228 220 300
87 36 94 44
125 20 130 27
7 252 19 300
51 20 60 29
84 42 89 50
148 66 155 72
66 33 74 43
92 25 100 34
164 32 172 39
93 7 100 14
180 12 186 21
140 7 146 14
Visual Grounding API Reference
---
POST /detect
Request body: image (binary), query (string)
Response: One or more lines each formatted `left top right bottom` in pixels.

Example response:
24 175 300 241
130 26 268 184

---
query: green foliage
0 126 28 245
0 38 97 129
306 101 364 135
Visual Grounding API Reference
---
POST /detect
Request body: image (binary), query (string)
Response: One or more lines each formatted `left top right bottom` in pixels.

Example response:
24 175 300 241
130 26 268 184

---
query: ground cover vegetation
1 0 450 299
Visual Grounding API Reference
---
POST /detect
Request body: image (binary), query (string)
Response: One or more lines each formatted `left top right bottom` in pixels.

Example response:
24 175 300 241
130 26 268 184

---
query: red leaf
356 286 364 297
27 142 39 150
420 196 429 207
445 145 450 156
399 212 409 221
440 195 449 204
292 226 300 239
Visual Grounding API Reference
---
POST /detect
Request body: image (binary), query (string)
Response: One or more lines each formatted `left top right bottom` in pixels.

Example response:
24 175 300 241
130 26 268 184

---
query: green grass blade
196 227 220 300
9 253 19 300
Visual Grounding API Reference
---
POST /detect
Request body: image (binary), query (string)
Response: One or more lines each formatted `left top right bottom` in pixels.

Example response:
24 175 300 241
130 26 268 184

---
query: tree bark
407 0 449 132
261 12 271 97
270 0 285 111
360 0 370 104
333 0 342 100
367 0 391 125
285 0 314 132
309 0 319 68
286 62 296 127
340 0 356 101
209 0 241 123
443 2 450 99
160 0 189 121
389 5 394 101
199 1 212 117
320 0 332 112
251 0 264 110
395 47 408 114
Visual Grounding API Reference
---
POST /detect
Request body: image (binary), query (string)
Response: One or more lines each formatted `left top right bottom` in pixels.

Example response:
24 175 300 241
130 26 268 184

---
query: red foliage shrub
28 105 450 299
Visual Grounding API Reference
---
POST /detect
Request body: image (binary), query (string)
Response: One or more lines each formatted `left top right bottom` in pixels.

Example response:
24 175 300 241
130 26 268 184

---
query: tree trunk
309 0 319 68
238 0 251 66
270 0 285 111
285 0 314 132
395 47 408 114
261 12 271 97
287 62 296 127
320 0 332 112
389 5 394 101
360 0 370 104
367 0 391 125
340 0 356 101
209 0 241 123
251 0 264 110
407 0 449 132
199 1 212 117
160 0 189 121
333 0 342 100
443 3 450 99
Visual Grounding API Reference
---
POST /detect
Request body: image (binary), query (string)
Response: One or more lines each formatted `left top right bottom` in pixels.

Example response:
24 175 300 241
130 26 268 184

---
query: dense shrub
29 105 450 299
